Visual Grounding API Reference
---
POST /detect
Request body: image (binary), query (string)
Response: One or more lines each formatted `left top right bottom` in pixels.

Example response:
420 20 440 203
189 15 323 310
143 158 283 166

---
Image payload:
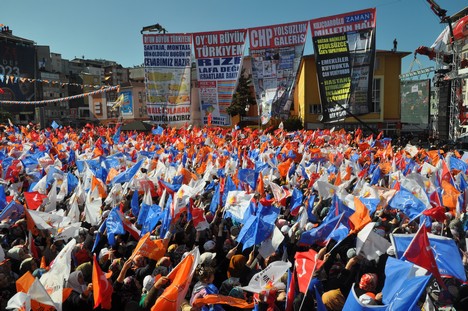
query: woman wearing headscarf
62 270 93 311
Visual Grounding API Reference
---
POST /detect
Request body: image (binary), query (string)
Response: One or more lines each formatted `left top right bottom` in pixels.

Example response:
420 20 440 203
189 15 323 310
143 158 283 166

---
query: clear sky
2 0 466 74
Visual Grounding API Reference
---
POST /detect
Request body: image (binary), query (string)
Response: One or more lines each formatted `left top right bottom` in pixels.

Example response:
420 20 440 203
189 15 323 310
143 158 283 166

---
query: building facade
293 50 410 136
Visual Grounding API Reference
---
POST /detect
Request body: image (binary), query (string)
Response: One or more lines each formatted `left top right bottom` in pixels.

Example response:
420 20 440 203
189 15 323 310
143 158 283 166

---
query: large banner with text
311 8 376 122
0 41 36 102
193 29 247 126
143 33 192 126
249 21 308 125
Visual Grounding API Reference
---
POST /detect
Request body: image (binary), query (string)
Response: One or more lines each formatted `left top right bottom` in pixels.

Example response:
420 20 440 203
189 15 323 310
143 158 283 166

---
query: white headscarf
67 271 86 294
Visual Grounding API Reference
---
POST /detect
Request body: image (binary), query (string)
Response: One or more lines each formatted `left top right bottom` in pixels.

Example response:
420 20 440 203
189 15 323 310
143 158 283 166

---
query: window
372 77 382 113
95 102 102 116
309 104 322 114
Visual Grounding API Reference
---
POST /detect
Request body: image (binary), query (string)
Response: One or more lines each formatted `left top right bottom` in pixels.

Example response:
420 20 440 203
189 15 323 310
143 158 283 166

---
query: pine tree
226 69 256 117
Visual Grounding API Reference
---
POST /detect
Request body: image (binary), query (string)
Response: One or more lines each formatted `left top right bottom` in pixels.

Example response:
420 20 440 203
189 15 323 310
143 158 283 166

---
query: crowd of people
0 122 467 311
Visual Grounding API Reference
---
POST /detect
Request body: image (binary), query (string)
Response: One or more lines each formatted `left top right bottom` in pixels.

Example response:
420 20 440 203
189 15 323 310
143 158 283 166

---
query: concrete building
293 50 411 137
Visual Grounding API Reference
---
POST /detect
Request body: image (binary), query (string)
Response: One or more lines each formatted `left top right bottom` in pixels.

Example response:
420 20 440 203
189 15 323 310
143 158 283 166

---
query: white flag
54 222 82 241
259 226 285 259
356 222 391 261
28 278 58 310
43 180 57 212
6 292 31 311
224 191 254 222
241 261 291 293
85 187 102 226
0 244 4 262
40 238 76 311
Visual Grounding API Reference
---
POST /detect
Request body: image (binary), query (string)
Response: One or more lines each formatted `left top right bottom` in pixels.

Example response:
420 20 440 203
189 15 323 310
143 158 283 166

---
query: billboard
249 21 308 124
193 28 247 126
0 41 36 101
144 33 192 126
120 90 133 117
400 79 430 125
311 8 376 122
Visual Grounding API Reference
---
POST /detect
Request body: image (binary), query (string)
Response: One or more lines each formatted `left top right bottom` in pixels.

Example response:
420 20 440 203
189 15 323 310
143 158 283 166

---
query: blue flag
325 195 354 221
209 183 221 214
106 207 125 246
289 187 303 216
92 219 107 253
382 257 417 304
299 213 345 246
141 204 162 236
222 176 237 206
0 185 6 211
152 126 164 135
369 166 381 186
131 190 140 218
159 196 173 238
51 120 59 129
388 187 426 219
137 203 151 226
67 173 79 194
449 155 468 173
113 125 121 144
359 197 380 216
306 194 318 222
236 214 274 250
391 233 467 281
238 168 258 191
386 274 431 311
112 160 143 185
0 201 24 223
342 286 387 310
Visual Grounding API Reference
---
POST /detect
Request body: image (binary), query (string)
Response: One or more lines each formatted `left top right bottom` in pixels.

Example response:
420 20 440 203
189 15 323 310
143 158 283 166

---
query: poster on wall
193 28 247 126
143 33 192 126
400 79 430 125
0 41 36 102
311 8 376 122
120 90 134 117
249 21 308 125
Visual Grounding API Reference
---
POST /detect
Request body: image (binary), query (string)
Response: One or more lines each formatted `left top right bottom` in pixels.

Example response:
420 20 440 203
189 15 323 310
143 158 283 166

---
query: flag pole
298 253 319 311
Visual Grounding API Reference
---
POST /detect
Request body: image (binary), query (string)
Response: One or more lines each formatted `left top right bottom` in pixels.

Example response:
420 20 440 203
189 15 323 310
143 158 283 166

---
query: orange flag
257 172 265 197
131 232 167 261
441 180 460 210
278 158 292 178
24 208 40 236
91 176 107 198
106 168 119 184
16 271 71 311
349 197 371 233
192 294 254 309
334 171 342 186
151 248 199 311
92 255 113 310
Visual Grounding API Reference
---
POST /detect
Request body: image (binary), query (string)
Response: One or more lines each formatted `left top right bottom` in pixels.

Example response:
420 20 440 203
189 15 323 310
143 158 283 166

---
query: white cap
199 252 216 266
203 240 216 252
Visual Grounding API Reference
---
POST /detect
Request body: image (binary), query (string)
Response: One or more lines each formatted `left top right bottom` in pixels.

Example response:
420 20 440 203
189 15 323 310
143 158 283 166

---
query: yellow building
293 50 410 136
